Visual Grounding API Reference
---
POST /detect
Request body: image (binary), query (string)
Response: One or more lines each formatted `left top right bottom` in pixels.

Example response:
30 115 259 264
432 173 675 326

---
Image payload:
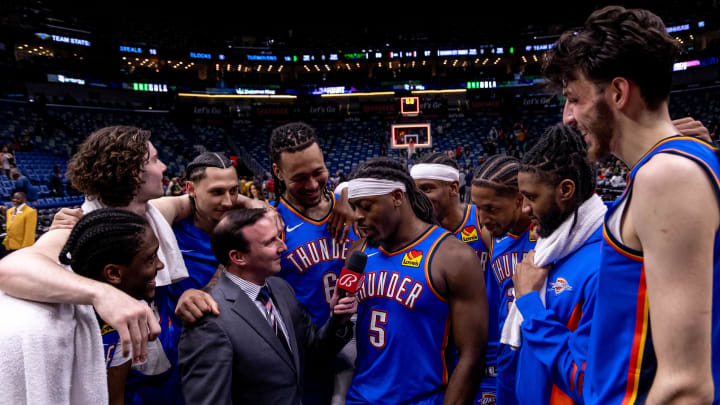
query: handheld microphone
329 251 367 333
336 250 367 298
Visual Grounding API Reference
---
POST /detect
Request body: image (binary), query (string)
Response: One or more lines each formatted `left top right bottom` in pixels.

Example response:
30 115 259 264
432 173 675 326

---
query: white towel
501 194 606 350
0 291 108 404
82 198 188 287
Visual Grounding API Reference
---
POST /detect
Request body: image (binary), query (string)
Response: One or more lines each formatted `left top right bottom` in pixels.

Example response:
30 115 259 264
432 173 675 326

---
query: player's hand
49 207 83 231
92 283 161 364
673 117 712 142
329 187 358 243
330 286 358 322
175 288 220 323
513 250 550 298
267 207 285 235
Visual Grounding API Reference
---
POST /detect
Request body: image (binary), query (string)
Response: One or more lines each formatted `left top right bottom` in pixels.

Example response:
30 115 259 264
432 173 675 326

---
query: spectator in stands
48 165 64 197
240 177 251 197
1 191 37 257
265 177 275 201
1 146 13 177
165 177 183 196
489 126 499 141
609 173 627 188
250 181 266 202
10 168 38 202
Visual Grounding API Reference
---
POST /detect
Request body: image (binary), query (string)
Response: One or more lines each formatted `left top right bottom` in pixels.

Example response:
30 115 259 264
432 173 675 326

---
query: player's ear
272 162 283 182
558 179 576 203
515 191 524 208
449 181 459 198
610 77 630 109
392 189 404 207
103 264 123 286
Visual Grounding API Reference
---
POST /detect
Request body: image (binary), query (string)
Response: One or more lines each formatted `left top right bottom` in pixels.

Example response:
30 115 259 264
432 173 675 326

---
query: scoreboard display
400 97 420 115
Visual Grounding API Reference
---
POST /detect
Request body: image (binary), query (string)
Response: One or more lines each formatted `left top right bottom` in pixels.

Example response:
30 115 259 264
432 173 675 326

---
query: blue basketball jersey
170 216 219 299
451 204 498 402
276 192 359 327
347 225 454 405
586 136 720 404
490 225 536 405
514 226 602 404
99 302 181 405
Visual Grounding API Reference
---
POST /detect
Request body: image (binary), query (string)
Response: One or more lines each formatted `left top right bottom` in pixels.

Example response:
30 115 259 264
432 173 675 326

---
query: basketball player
545 6 720 403
346 157 488 404
512 124 604 403
270 122 359 327
410 152 498 404
471 155 536 405
269 122 359 404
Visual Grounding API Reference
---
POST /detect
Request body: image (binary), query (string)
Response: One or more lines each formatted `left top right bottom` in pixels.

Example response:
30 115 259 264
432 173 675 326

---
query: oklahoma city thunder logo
550 277 573 295
401 249 423 267
461 225 479 242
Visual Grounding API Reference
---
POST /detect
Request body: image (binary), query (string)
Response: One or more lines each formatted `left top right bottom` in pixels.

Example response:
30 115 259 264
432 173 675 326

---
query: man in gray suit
179 208 357 405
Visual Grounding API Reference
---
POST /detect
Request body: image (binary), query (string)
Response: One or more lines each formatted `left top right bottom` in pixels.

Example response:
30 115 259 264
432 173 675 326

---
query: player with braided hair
269 122 359 405
411 152 498 403
509 124 605 403
59 208 164 405
518 124 597 237
471 154 535 405
346 157 488 405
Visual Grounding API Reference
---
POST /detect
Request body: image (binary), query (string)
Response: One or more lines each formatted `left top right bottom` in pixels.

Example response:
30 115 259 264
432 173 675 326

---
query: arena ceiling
3 0 716 51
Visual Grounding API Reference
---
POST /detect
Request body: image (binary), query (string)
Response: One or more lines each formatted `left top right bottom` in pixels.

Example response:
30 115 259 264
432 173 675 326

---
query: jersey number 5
369 309 388 349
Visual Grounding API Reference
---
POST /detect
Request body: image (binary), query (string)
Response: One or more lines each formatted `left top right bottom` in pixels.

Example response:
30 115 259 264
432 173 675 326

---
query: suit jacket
179 273 351 405
4 204 36 250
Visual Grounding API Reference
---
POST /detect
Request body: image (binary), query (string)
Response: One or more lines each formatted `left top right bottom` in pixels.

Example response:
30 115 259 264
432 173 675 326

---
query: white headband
410 163 460 182
347 178 407 199
334 181 349 195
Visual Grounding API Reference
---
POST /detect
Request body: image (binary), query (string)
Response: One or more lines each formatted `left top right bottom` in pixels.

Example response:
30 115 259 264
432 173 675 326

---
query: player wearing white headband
345 157 488 405
411 152 498 404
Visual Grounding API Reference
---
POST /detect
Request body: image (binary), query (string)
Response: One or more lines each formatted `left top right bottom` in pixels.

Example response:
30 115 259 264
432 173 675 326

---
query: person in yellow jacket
2 191 37 255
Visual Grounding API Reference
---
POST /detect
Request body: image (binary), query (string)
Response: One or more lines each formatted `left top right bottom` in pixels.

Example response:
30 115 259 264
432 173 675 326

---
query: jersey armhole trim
424 231 452 303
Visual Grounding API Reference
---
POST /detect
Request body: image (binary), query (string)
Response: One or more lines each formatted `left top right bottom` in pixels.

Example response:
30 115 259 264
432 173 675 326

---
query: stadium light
412 89 466 94
178 93 296 99
320 91 395 98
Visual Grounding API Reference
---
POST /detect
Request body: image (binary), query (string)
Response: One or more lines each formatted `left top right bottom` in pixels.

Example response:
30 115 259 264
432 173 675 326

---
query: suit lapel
267 278 302 375
217 274 297 372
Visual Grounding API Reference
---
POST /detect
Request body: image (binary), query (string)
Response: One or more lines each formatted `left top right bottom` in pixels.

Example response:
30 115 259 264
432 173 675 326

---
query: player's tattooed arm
431 236 488 405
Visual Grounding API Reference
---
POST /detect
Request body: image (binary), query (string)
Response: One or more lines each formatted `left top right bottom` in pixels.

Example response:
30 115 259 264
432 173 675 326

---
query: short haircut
472 155 521 196
521 124 596 203
59 208 149 280
543 5 679 109
211 208 267 266
416 152 460 170
67 125 151 207
185 152 234 183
